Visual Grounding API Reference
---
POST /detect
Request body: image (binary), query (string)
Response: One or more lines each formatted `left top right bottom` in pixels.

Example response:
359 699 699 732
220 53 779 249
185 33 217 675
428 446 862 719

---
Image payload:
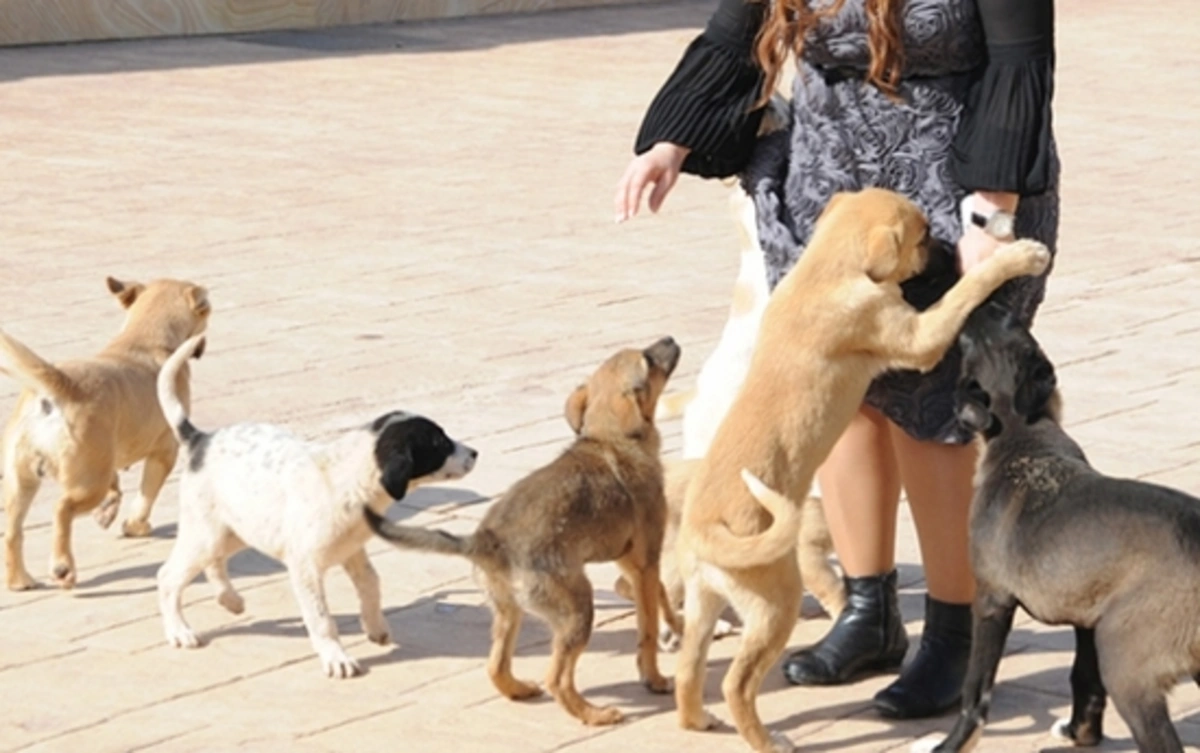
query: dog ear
106 277 144 309
1015 352 1057 418
564 384 588 435
864 226 901 282
191 336 206 360
188 285 212 318
379 452 414 501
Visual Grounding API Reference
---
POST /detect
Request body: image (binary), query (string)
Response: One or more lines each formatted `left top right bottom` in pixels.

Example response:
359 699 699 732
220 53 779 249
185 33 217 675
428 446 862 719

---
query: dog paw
366 628 391 646
657 627 681 653
997 239 1051 278
217 591 245 615
582 705 624 726
643 673 673 695
361 612 391 645
51 561 76 589
1050 717 1100 746
166 626 201 649
93 500 120 530
6 571 39 591
713 618 737 639
501 680 543 701
766 731 795 753
680 709 723 731
321 649 363 679
910 734 945 753
121 518 153 538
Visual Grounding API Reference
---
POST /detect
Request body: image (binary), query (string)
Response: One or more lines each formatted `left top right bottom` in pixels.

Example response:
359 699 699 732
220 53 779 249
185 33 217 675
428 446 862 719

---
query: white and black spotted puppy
154 335 477 679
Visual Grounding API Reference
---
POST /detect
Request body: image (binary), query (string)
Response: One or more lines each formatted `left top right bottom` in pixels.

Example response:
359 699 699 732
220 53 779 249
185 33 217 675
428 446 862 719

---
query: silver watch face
987 211 1015 239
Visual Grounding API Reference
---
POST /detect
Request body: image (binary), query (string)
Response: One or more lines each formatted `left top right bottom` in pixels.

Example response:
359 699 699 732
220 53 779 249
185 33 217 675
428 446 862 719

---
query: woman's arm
634 0 767 178
953 0 1055 269
616 0 767 221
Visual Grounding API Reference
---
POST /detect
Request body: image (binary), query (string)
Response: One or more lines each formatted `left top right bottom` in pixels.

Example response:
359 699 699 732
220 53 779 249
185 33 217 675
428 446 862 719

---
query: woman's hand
957 222 1007 272
614 142 691 223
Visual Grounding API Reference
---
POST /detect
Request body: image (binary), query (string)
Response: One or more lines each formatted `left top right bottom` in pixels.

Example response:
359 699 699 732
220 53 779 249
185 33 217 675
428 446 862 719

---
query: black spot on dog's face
371 414 476 500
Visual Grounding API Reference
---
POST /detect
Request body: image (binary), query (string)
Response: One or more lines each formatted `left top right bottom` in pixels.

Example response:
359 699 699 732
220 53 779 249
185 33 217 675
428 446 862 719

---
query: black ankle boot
781 569 909 686
872 596 972 719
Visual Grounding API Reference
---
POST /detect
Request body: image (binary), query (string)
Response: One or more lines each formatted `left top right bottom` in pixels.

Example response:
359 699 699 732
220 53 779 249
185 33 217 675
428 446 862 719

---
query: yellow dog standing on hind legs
671 188 1050 753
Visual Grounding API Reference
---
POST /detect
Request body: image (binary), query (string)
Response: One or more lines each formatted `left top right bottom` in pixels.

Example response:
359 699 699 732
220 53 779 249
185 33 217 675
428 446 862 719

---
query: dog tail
690 469 801 570
158 335 206 444
0 329 81 403
654 387 697 422
363 507 475 558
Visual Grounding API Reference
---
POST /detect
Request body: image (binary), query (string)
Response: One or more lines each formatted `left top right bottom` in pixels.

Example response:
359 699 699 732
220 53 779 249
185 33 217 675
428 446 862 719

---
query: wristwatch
969 207 1016 241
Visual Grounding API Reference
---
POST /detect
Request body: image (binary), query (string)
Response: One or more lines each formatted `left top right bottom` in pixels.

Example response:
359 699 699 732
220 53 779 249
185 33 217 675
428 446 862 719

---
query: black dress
633 0 1059 444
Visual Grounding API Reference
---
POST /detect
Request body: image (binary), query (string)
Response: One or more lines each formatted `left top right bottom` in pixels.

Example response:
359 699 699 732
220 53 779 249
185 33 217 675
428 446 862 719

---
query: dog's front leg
619 558 672 694
874 240 1051 373
913 586 1016 753
342 549 390 645
288 565 360 679
1051 626 1106 746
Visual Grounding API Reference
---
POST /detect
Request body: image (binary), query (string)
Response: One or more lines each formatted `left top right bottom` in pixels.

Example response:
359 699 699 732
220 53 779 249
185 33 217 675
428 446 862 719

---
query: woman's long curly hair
754 0 906 103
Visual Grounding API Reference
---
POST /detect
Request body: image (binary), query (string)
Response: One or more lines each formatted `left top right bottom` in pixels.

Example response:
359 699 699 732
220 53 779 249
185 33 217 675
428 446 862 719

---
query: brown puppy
2 277 211 590
672 188 1052 753
615 458 842 650
366 337 683 726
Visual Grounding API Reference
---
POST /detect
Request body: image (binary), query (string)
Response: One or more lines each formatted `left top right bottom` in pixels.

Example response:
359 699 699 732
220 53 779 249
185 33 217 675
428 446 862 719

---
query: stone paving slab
1 1 1199 751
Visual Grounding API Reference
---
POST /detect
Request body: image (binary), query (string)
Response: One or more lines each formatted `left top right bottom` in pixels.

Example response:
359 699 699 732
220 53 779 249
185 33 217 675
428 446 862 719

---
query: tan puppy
366 337 683 726
2 277 210 590
634 184 845 648
672 188 1052 753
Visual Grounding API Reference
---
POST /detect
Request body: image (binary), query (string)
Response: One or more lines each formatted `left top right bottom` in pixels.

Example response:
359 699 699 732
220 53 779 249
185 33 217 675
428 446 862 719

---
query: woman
614 0 1057 719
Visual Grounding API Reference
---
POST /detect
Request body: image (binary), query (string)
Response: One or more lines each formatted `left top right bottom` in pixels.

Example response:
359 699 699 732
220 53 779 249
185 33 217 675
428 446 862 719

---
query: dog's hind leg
205 560 243 615
4 458 41 591
675 570 732 733
1097 631 1182 753
722 562 801 753
535 571 620 726
122 445 178 538
797 496 844 619
157 535 213 649
616 557 672 694
1050 627 1106 747
50 487 108 588
913 588 1016 753
342 548 389 645
484 575 541 701
288 564 360 679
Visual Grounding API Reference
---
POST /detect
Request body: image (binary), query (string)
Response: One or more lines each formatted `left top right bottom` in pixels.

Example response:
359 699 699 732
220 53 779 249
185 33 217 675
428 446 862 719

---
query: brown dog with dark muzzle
916 301 1200 753
366 337 683 726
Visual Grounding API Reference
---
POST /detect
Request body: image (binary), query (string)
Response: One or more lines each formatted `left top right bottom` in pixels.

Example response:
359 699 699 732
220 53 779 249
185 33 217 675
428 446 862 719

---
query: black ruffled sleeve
950 0 1056 195
633 0 766 178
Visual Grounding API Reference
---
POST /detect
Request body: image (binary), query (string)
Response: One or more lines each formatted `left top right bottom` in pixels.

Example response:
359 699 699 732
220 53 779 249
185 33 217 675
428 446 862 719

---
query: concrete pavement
1 1 1199 750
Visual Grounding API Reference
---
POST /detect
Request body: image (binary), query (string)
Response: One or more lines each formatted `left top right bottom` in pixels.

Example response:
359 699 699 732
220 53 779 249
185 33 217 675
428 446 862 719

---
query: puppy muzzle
644 336 681 377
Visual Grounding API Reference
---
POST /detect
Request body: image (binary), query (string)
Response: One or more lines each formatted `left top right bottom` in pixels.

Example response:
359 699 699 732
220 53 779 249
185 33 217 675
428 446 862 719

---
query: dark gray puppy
918 301 1200 753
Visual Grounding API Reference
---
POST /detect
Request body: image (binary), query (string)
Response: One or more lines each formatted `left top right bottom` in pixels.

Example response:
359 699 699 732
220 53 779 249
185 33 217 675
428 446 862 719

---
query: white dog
154 335 477 678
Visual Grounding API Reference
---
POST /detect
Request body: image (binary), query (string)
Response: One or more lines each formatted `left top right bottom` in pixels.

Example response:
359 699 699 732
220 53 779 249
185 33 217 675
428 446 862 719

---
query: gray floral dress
634 0 1058 444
